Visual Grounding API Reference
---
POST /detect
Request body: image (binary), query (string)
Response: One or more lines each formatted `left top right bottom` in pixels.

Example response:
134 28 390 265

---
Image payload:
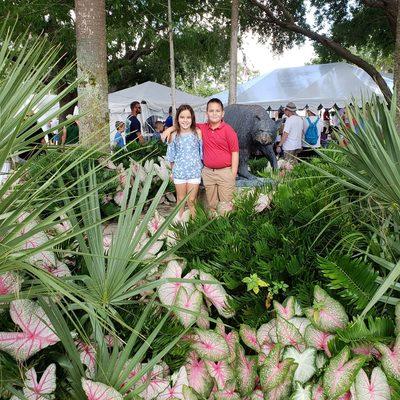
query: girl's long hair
175 104 197 134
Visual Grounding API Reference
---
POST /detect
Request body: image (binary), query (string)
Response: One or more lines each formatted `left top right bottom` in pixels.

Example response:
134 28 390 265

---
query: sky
240 33 316 76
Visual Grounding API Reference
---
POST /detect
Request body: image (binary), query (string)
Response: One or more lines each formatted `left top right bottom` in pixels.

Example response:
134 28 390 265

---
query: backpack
304 117 319 145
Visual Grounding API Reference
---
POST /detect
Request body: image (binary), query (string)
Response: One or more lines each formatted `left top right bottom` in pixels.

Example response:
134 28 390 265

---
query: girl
166 104 202 219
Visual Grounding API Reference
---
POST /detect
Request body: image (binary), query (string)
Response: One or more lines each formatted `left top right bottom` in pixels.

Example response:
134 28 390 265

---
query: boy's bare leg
175 183 187 217
187 184 200 218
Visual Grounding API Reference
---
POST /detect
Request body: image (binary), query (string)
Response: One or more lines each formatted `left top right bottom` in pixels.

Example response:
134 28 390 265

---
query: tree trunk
167 0 176 113
249 0 393 104
228 0 239 105
75 0 109 147
394 0 400 130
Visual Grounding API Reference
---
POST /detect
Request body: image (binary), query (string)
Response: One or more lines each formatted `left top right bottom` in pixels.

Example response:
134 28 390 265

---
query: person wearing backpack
302 106 323 157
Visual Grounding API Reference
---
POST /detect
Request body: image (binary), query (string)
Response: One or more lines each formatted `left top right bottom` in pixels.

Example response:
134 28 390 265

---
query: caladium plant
0 271 22 297
375 335 400 381
11 363 56 400
350 367 391 400
306 286 349 333
0 299 59 361
322 346 366 399
82 378 123 400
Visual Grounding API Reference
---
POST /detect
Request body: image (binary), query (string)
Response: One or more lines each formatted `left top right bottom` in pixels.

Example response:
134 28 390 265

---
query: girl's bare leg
175 183 188 217
187 183 200 218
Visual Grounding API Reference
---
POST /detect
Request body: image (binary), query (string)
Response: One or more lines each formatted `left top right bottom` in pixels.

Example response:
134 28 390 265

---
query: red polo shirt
197 122 239 169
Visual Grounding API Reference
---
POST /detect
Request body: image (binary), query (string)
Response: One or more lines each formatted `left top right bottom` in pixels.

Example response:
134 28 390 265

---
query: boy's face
207 102 224 124
118 124 125 132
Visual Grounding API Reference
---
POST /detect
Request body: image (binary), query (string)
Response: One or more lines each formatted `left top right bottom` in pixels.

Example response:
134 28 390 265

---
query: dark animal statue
224 104 280 180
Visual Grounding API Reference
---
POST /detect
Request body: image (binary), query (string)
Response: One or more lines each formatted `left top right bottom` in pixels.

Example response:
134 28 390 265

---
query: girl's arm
162 125 177 142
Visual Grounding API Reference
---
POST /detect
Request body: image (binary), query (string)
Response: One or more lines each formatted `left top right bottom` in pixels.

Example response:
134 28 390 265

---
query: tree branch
248 0 393 103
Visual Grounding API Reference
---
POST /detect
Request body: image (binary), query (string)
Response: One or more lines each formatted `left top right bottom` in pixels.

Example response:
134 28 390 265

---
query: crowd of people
12 98 346 218
109 98 347 218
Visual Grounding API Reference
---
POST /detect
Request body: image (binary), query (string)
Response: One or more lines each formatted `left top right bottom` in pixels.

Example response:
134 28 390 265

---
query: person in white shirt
302 106 324 154
276 102 303 164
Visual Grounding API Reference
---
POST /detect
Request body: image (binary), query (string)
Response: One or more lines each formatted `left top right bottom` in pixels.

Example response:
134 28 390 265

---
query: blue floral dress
166 132 203 180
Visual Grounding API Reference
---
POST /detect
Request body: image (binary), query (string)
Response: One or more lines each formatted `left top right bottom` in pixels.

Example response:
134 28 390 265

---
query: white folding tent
108 81 207 135
212 62 393 110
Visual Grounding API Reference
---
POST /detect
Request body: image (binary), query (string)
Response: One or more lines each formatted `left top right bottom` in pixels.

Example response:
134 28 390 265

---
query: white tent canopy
108 81 207 134
212 62 393 110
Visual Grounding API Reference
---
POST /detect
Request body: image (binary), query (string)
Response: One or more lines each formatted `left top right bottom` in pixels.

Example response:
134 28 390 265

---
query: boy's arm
231 152 239 178
137 132 145 145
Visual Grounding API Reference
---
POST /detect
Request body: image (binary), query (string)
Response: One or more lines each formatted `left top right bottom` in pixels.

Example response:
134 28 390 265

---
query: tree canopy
1 0 233 93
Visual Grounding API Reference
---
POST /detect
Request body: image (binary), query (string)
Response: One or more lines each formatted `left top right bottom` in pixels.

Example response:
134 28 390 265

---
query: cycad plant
307 96 400 316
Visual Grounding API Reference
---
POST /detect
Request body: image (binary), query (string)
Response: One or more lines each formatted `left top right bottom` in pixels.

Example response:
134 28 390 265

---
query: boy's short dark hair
130 101 140 110
207 98 224 111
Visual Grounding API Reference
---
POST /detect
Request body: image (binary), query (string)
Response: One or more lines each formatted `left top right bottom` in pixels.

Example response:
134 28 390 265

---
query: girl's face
178 109 192 130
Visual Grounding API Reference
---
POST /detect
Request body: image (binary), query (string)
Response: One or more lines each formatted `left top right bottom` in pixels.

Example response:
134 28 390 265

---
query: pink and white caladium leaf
375 335 400 380
304 325 334 357
82 378 123 400
76 340 96 377
276 316 304 350
337 392 352 400
215 319 239 363
158 261 195 307
175 287 203 328
257 320 277 345
305 286 349 333
273 297 296 320
312 383 325 400
138 364 170 400
205 360 234 390
0 299 59 361
185 353 214 398
289 317 311 336
213 381 240 400
235 345 257 396
322 346 366 399
264 362 297 400
250 390 264 400
254 193 272 213
114 191 124 206
22 363 56 400
147 211 166 237
192 329 230 361
196 303 210 329
258 342 275 366
259 344 296 392
351 343 379 358
182 385 199 400
291 382 312 400
283 347 317 384
197 271 234 318
0 272 22 297
159 366 188 400
350 367 390 400
53 215 72 235
239 324 261 352
41 261 71 278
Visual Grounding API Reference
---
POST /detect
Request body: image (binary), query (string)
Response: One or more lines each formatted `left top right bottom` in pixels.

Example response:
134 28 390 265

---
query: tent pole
167 0 176 114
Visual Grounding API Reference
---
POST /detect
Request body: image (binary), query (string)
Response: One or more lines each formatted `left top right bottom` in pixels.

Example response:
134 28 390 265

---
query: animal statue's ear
255 115 261 121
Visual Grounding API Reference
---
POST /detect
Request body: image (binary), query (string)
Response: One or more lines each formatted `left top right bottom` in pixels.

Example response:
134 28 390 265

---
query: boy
112 121 126 149
152 121 164 142
164 98 239 212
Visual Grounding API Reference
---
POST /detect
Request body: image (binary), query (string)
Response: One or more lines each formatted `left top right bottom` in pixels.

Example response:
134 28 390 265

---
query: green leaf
318 256 378 310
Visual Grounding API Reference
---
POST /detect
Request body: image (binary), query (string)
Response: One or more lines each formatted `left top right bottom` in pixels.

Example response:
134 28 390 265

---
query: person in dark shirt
126 101 144 144
61 114 79 145
164 106 173 128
